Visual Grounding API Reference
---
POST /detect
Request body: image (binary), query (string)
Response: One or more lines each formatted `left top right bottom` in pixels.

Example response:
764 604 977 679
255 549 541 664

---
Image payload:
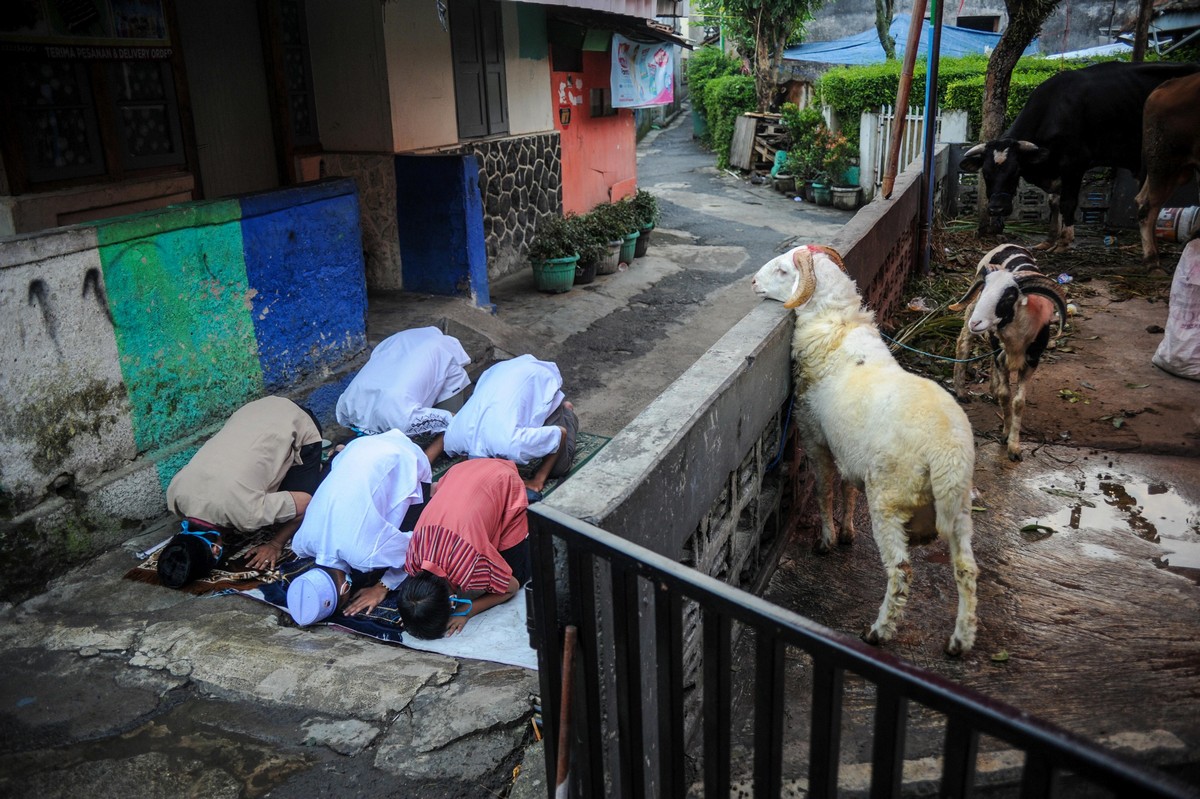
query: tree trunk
876 0 896 60
755 32 774 112
1132 0 1154 61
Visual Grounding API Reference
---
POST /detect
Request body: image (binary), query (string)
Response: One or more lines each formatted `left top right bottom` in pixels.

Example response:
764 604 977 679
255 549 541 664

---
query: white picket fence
858 106 969 200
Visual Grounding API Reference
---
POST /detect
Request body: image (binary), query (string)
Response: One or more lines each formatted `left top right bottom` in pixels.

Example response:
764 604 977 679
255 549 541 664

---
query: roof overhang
539 5 693 49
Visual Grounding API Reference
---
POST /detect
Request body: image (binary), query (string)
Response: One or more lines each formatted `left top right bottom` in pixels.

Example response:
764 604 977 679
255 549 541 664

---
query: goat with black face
951 245 1069 461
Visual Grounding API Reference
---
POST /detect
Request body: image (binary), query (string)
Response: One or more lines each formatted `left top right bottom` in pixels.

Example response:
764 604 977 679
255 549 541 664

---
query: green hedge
815 54 1127 144
704 74 757 169
687 46 743 124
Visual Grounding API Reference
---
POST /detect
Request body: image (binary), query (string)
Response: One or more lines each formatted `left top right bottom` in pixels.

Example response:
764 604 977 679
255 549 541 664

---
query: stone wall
318 154 402 291
0 178 368 600
464 133 563 280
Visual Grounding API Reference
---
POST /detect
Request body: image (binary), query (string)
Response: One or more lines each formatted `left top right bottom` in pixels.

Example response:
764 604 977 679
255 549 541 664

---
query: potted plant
824 132 862 211
585 202 630 275
527 215 579 293
615 198 641 264
629 189 660 257
571 213 609 285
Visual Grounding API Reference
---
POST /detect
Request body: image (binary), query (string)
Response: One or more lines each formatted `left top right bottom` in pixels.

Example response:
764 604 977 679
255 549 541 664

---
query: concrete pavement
0 108 852 799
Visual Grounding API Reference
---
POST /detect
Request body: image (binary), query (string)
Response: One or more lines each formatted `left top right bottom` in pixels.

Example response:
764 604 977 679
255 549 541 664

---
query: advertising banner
610 34 673 108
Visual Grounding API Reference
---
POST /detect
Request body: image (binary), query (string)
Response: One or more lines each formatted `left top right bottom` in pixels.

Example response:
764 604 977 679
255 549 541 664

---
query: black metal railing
528 503 1195 799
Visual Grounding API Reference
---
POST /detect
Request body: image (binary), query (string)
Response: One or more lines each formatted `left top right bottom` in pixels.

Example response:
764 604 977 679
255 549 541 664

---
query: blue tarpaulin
782 13 1038 65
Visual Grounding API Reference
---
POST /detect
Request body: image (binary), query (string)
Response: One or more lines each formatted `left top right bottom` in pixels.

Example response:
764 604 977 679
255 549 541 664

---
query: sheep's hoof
814 539 832 555
1007 449 1023 462
861 627 881 646
837 529 855 546
944 636 967 657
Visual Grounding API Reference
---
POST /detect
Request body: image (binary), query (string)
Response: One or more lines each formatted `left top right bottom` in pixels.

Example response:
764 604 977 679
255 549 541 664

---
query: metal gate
528 503 1194 798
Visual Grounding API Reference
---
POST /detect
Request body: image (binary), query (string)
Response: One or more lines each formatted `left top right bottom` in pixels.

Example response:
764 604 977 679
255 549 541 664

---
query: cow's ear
1016 141 1050 166
960 143 987 172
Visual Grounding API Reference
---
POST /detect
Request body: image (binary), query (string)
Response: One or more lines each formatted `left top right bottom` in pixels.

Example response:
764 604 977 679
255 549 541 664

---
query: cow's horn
784 248 817 309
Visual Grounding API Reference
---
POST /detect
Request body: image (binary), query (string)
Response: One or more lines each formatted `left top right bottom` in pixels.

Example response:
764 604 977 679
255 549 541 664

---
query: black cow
960 61 1200 254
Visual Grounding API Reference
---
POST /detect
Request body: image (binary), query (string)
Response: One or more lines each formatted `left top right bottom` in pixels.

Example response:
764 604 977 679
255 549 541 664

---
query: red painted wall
552 49 637 216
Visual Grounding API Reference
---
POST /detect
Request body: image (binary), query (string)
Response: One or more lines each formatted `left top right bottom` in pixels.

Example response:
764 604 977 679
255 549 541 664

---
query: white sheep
752 245 979 656
949 244 1068 461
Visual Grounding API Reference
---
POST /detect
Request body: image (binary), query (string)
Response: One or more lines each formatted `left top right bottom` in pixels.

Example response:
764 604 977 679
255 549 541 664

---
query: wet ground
725 234 1200 794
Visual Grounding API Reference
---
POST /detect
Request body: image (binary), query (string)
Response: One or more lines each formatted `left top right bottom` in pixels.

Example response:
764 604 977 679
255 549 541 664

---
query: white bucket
1154 206 1200 243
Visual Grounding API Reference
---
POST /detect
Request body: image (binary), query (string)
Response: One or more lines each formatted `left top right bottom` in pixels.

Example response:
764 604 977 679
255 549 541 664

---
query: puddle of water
1023 468 1200 581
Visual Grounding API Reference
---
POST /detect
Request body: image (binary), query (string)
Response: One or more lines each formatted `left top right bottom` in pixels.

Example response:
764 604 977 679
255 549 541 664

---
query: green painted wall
97 201 264 458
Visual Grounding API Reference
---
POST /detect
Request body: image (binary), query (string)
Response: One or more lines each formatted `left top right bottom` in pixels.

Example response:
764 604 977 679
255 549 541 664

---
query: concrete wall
540 156 938 777
0 178 368 600
0 174 196 239
505 4 556 136
554 49 639 215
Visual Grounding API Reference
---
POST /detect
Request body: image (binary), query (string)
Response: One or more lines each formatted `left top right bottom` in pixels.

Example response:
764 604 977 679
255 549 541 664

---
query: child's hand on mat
445 616 468 637
345 583 389 616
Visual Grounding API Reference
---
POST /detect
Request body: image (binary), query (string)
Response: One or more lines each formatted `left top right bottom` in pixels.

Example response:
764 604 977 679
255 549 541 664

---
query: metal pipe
881 1 929 199
920 0 945 274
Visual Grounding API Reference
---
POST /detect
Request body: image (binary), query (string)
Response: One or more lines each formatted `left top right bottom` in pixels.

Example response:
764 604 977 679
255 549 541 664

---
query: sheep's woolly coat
753 246 979 655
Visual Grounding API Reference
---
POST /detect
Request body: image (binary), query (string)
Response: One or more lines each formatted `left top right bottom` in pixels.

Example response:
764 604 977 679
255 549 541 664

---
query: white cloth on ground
443 354 565 464
291 430 431 590
336 327 472 436
1152 239 1200 381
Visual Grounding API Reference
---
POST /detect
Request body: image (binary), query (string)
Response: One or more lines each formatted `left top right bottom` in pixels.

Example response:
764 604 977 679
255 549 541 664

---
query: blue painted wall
241 181 368 392
395 155 490 307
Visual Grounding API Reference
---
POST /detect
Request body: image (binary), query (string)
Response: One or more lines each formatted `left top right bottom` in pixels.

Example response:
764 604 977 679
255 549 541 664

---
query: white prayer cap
287 568 339 626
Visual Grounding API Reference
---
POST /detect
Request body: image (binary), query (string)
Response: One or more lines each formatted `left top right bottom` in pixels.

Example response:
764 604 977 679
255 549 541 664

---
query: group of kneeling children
154 327 578 640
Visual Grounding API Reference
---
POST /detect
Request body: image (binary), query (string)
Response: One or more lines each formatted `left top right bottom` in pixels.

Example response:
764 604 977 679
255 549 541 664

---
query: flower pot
596 240 623 275
803 182 816 202
634 225 653 258
619 231 639 265
831 186 862 211
812 183 832 206
575 257 598 285
773 174 795 194
532 255 578 293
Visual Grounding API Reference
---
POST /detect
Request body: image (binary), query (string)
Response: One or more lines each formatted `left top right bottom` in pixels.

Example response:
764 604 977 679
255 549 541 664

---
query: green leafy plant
528 215 579 264
783 104 827 181
571 213 612 265
587 201 639 242
630 189 660 229
703 73 756 169
686 46 743 126
823 131 855 187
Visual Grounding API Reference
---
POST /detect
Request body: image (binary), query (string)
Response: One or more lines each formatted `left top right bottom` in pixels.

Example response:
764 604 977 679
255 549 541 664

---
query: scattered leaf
1113 417 1125 429
1126 383 1149 389
1081 381 1096 390
971 506 988 513
991 650 1010 663
1057 346 1075 353
1021 523 1056 534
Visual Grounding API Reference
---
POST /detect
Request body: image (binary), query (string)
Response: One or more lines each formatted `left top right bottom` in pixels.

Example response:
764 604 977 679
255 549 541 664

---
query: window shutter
450 0 487 139
481 1 508 135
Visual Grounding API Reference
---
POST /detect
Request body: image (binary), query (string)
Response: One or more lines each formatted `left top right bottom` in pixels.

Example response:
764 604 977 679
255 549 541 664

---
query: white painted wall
307 0 393 152
382 2 457 152
504 5 554 136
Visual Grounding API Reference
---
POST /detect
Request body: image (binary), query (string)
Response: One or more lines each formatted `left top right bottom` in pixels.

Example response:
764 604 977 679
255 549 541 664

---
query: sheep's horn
1015 272 1069 337
784 248 817 309
948 279 984 312
809 245 845 271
